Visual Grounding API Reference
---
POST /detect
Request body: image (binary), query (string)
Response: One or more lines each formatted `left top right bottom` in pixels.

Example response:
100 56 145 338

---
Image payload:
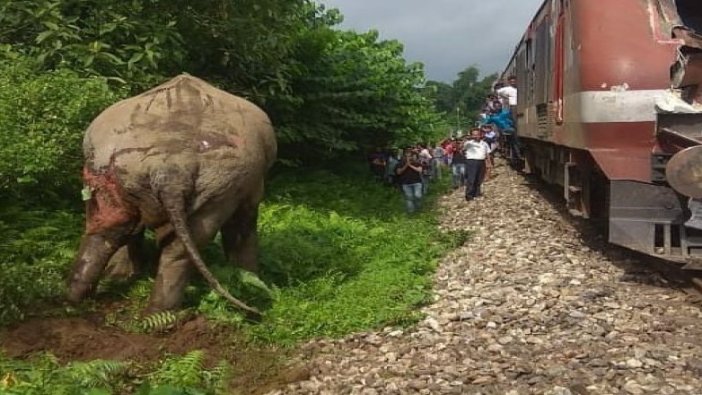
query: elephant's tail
164 193 261 317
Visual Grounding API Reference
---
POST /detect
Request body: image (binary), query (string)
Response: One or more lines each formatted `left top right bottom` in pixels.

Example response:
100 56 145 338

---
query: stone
270 160 702 395
626 359 643 369
623 380 644 395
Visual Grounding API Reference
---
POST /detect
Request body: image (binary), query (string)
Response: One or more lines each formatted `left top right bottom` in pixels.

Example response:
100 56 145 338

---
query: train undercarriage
522 136 702 269
500 0 702 268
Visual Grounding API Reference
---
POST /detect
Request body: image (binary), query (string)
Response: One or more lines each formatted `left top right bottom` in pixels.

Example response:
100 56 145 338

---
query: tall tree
426 66 499 128
425 80 454 114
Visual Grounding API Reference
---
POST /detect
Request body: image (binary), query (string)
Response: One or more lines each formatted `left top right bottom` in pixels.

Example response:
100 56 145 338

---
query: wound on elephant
68 74 277 316
82 165 138 234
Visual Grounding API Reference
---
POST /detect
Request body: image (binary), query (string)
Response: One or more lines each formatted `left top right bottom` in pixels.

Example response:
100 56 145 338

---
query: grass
0 161 461 392
248 166 451 343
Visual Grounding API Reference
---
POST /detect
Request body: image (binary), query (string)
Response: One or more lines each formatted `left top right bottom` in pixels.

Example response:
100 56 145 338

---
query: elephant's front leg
68 228 131 303
221 203 260 273
70 167 138 302
104 230 146 281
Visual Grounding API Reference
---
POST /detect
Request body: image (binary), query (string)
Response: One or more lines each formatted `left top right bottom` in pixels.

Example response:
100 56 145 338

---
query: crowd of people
368 76 520 214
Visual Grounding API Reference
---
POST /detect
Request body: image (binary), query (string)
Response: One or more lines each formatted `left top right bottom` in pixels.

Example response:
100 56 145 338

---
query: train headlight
666 145 702 199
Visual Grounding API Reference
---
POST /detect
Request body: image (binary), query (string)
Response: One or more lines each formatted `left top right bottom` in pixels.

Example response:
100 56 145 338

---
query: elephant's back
84 74 275 172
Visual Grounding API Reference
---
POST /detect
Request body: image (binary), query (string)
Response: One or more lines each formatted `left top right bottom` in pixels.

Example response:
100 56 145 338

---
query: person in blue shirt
482 102 521 161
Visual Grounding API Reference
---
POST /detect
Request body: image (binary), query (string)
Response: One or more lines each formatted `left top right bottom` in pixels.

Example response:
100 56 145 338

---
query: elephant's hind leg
221 202 260 273
146 217 219 313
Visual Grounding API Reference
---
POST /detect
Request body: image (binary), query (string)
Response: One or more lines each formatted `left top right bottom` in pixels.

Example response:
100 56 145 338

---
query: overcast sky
317 0 544 82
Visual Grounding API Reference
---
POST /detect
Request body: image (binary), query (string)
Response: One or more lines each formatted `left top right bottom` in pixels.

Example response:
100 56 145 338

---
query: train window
534 22 550 105
525 39 534 105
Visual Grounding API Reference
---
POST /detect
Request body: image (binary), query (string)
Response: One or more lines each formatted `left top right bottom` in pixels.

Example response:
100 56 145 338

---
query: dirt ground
0 312 307 394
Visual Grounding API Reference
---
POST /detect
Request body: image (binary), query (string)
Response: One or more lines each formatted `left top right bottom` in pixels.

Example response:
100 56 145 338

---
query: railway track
512 157 702 302
279 157 702 394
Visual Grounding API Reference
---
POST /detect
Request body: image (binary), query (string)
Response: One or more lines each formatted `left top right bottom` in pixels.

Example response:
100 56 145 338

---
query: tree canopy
0 0 445 176
426 66 498 130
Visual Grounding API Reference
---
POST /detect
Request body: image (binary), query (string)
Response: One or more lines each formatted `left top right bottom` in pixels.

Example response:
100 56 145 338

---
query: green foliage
148 351 229 393
0 0 184 85
0 206 83 325
0 353 128 394
425 80 455 114
274 28 444 160
452 66 499 121
140 311 179 333
426 66 499 128
1 0 443 164
0 352 229 395
0 56 123 195
0 2 461 392
246 165 453 343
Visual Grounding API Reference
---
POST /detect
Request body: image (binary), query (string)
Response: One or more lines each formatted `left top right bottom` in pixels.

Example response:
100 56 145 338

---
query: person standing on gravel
450 139 467 189
463 129 491 201
431 143 445 180
418 144 433 194
396 148 424 214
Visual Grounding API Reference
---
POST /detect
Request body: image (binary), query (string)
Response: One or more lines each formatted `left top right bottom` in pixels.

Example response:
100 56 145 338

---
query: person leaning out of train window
463 129 491 201
497 76 518 118
483 102 513 131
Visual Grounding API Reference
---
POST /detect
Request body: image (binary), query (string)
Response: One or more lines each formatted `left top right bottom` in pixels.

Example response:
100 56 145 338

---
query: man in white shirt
497 76 517 107
497 76 518 124
462 128 492 201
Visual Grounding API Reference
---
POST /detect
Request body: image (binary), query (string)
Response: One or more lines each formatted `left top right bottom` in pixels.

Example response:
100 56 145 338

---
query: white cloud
318 0 543 82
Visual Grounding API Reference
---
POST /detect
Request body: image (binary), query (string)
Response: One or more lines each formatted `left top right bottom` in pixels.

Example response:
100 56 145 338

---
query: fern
0 353 124 394
66 360 127 388
140 311 178 333
238 269 272 296
203 360 231 393
151 351 205 389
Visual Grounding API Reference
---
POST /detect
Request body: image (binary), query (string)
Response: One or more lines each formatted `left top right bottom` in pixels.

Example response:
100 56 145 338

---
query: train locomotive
503 0 702 266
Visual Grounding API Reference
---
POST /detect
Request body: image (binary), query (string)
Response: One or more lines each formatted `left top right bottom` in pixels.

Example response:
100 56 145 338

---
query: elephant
67 74 277 315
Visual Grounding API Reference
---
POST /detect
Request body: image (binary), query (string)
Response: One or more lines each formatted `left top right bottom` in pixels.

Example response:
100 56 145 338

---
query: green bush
0 351 229 395
0 207 83 325
0 56 123 195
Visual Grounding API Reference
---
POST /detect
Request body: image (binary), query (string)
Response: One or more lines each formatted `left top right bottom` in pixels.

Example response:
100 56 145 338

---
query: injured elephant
67 74 277 315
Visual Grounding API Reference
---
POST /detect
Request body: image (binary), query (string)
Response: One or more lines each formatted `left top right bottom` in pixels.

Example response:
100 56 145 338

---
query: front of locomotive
652 0 702 265
568 0 702 264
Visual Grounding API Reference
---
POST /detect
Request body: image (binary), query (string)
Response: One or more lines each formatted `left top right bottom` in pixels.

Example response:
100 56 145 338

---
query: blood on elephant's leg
221 202 259 273
68 171 138 302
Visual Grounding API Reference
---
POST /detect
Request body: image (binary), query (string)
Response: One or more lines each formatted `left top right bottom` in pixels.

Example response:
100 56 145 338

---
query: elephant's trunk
67 233 122 302
164 193 261 317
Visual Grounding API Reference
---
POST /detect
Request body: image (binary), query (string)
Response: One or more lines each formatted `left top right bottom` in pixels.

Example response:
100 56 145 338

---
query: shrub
0 56 123 197
0 207 83 325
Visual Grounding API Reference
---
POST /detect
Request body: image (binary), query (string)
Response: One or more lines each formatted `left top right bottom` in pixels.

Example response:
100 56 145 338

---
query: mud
0 314 300 393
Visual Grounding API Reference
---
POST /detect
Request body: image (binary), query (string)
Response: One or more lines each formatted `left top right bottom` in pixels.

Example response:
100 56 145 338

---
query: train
501 0 702 267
